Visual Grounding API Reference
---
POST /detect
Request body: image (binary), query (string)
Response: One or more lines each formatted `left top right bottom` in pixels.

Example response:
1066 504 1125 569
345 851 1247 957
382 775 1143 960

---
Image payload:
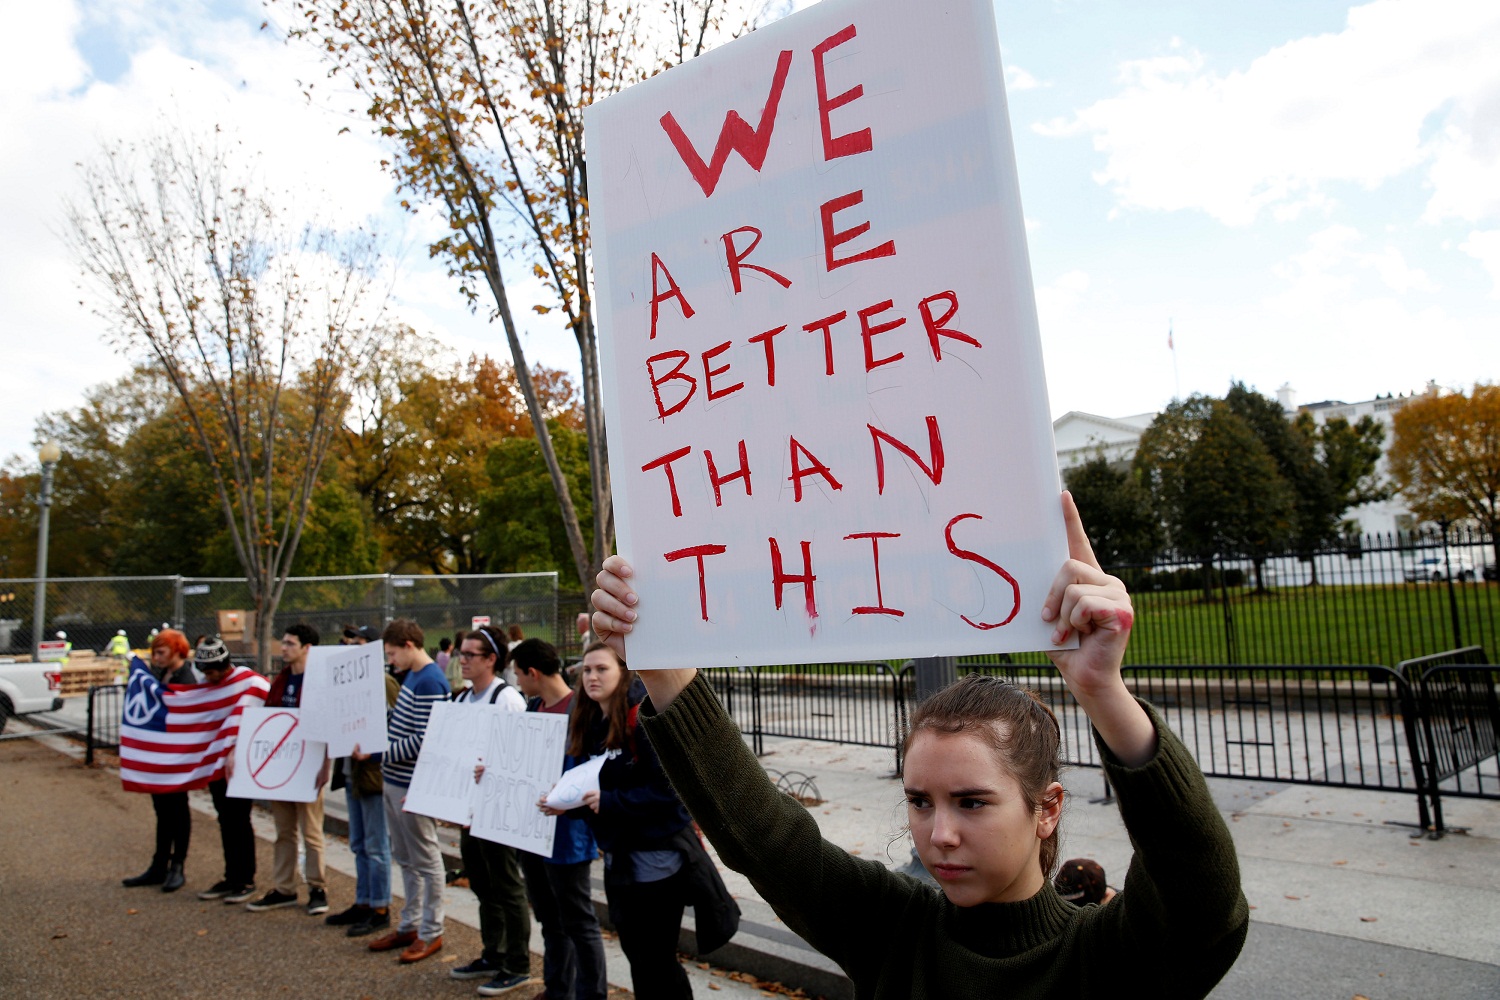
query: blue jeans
346 785 390 907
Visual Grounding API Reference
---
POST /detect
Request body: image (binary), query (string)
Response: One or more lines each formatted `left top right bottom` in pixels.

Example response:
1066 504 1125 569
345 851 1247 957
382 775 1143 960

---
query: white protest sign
298 644 390 758
585 0 1070 669
471 711 569 855
226 707 326 803
403 701 488 825
543 752 610 812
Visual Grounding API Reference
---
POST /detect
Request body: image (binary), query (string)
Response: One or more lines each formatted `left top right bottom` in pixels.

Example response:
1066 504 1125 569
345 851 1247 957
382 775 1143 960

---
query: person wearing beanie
194 637 265 904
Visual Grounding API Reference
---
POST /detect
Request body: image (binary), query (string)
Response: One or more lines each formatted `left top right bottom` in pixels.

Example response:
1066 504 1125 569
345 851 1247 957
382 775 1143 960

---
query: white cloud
1271 225 1435 304
1005 65 1045 93
1039 0 1500 226
1460 229 1500 296
1034 270 1091 327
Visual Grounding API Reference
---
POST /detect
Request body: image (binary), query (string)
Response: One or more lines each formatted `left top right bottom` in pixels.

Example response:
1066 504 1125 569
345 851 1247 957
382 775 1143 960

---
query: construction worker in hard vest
55 630 72 666
108 629 131 678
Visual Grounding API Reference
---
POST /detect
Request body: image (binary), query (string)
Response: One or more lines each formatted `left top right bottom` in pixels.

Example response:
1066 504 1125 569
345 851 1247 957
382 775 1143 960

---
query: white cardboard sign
543 752 610 812
226 707 326 803
403 701 488 826
298 644 390 758
471 711 569 855
585 0 1069 668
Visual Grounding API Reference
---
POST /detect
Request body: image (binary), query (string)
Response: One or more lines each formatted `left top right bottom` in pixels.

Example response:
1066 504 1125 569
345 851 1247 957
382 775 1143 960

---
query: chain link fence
0 572 558 657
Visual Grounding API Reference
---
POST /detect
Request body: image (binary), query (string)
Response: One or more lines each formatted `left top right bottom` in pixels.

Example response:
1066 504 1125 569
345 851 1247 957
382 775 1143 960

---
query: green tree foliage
1062 456 1162 566
1135 395 1296 592
6 371 382 581
477 424 594 590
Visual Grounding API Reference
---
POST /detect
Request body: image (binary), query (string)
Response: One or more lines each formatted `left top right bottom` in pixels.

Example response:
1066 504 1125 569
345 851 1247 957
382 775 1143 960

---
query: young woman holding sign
588 494 1248 1000
543 643 737 1000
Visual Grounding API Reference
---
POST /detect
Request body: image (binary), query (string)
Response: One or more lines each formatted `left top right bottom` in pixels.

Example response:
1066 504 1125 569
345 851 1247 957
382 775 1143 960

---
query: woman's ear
1036 781 1065 839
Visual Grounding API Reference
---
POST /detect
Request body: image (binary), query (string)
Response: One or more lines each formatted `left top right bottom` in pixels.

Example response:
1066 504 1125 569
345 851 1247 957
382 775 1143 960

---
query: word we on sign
586 0 1070 668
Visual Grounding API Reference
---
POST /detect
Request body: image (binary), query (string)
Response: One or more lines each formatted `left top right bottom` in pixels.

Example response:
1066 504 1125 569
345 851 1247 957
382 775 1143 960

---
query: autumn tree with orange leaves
337 326 582 576
1389 382 1500 570
272 0 775 587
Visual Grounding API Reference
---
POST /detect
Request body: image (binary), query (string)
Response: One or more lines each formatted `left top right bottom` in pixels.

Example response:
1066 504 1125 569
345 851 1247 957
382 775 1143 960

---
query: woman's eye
958 797 987 810
905 796 930 810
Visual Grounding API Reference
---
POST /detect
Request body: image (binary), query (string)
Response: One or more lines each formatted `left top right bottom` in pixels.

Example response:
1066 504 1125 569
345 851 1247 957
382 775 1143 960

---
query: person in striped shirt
356 618 451 964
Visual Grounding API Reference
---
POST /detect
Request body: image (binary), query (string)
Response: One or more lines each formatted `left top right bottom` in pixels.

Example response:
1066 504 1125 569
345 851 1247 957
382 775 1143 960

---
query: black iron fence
85 683 124 765
686 651 1499 838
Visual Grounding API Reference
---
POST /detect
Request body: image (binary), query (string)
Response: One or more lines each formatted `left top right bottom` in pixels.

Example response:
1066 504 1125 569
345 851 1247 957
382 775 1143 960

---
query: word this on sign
586 0 1070 668
227 707 326 803
471 711 568 856
299 644 389 758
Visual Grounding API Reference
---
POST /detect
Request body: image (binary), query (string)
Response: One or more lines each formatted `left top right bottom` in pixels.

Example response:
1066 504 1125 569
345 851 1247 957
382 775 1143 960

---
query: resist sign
226 708 326 803
298 644 390 758
586 0 1069 667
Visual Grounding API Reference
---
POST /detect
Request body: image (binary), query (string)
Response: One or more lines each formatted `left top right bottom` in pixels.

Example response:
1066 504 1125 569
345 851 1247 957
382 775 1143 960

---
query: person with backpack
545 642 738 1000
448 624 533 996
510 638 608 1000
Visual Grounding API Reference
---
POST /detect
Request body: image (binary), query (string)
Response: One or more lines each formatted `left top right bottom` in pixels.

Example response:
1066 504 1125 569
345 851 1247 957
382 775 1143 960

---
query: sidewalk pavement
30 697 1500 998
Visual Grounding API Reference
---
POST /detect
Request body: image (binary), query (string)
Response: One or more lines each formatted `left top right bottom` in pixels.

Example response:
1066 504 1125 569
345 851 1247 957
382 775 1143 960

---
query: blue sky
2 0 1496 464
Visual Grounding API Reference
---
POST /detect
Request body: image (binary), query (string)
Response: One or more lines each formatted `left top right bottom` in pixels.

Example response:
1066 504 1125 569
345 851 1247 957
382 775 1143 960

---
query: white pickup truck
0 658 64 733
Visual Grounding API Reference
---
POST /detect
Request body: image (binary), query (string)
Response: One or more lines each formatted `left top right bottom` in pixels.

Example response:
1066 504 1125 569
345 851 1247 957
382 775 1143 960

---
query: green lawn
984 582 1500 669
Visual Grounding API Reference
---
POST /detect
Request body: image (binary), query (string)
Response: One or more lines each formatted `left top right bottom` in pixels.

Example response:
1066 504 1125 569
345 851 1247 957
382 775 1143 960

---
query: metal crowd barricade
86 683 124 765
702 665 763 756
1399 647 1499 837
748 661 904 756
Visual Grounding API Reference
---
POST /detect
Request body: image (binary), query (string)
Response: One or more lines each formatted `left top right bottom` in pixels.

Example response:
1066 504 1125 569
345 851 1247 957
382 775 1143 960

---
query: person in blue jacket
512 638 608 1000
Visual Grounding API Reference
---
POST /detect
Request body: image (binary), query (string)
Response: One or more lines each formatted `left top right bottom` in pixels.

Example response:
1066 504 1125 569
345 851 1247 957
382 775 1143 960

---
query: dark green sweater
642 675 1248 999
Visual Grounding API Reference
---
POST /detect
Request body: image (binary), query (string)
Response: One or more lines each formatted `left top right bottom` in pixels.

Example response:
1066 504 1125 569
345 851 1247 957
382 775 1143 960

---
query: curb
315 795 855 999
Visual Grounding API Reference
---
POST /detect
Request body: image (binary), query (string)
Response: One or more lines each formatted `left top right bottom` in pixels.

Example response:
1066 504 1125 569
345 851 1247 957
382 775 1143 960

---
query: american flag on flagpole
119 657 269 794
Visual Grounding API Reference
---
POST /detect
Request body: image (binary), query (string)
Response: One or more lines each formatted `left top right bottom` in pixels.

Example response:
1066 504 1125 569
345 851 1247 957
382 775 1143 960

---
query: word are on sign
585 0 1070 668
298 644 390 758
226 707 327 803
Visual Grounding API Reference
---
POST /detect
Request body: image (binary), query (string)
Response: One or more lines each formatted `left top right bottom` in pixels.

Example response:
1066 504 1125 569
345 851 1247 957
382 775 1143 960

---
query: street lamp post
32 439 61 662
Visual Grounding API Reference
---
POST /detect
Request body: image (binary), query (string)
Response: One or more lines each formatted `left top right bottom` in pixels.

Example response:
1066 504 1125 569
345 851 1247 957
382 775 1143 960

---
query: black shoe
347 907 390 938
122 866 167 888
223 884 257 904
246 889 299 911
306 888 329 916
451 957 500 980
198 880 237 900
325 903 372 926
161 863 185 893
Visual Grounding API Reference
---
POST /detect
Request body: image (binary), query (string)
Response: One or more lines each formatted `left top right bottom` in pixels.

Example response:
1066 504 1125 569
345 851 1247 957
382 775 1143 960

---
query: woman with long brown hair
545 642 735 999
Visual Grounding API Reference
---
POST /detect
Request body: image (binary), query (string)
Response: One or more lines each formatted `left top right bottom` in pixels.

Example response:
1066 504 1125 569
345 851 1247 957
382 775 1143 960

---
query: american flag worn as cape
119 656 270 794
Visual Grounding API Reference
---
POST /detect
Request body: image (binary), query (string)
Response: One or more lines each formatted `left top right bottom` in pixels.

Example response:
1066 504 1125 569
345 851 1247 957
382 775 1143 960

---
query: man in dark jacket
246 623 331 916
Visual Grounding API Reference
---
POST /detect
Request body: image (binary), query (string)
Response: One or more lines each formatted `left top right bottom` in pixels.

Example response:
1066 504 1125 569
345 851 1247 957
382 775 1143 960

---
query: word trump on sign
586 0 1070 668
226 707 327 803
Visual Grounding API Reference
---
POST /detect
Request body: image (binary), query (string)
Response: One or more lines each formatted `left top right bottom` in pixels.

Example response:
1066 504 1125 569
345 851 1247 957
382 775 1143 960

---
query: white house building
1051 385 1421 536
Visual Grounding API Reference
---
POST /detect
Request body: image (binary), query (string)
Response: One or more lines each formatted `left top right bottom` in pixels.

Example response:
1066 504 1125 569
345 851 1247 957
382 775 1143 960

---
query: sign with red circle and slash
226 707 326 803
